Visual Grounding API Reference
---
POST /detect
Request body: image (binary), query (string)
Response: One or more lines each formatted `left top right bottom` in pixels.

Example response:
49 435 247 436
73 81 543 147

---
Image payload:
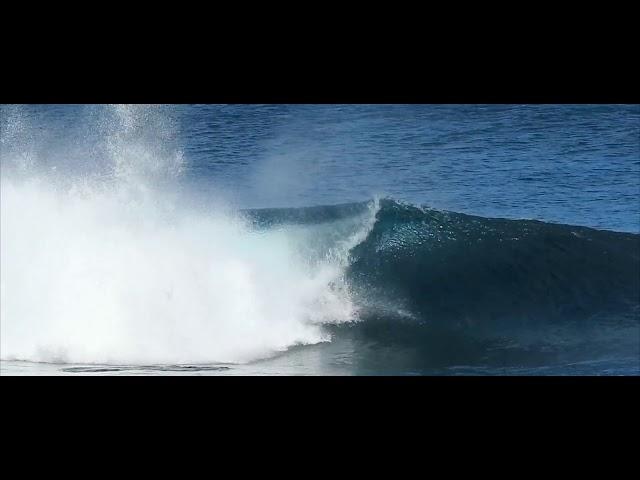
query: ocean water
1 104 638 375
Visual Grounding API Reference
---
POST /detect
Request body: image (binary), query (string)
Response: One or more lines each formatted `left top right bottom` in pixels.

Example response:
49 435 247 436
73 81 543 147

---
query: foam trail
0 105 378 364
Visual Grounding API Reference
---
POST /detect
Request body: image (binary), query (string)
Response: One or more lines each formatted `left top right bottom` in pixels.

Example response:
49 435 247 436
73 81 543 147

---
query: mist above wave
0 105 378 364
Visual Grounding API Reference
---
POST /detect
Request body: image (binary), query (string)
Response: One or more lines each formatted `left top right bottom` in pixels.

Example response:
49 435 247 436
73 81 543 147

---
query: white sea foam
0 105 378 364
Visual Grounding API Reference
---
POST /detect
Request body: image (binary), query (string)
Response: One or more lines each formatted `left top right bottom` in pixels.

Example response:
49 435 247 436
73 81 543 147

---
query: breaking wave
1 105 638 368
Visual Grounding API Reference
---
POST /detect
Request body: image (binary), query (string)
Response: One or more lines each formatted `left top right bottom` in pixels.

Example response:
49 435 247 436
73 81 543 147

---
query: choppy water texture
1 104 639 375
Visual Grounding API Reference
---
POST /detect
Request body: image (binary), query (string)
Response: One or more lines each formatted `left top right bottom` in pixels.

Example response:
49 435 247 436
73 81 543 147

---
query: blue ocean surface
0 104 638 375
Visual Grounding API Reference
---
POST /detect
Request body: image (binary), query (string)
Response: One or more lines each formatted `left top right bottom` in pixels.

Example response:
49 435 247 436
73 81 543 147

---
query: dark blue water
1 104 639 375
182 105 640 233
4 104 639 231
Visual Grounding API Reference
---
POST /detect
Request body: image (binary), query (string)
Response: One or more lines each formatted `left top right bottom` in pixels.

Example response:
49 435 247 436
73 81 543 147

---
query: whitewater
0 105 379 365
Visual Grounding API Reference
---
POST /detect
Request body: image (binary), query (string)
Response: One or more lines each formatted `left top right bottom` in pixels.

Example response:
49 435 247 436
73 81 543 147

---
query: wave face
338 200 640 369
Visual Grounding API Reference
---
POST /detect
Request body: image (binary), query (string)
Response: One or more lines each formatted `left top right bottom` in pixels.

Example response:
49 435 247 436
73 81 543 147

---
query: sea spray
0 105 379 364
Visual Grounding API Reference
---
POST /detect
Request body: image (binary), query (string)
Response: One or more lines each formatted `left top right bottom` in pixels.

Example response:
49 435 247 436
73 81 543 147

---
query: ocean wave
2 183 638 367
249 199 640 368
1 104 637 368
